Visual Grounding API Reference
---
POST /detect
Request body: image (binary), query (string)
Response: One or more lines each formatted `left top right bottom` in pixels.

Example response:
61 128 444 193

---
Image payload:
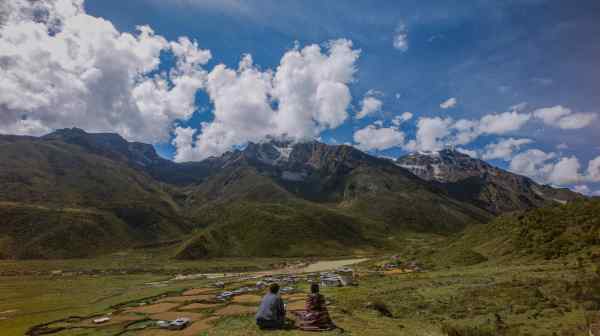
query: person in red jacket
295 283 336 331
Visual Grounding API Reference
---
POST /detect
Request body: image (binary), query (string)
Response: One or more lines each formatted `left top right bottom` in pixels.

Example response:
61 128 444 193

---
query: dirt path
295 258 369 273
170 258 369 282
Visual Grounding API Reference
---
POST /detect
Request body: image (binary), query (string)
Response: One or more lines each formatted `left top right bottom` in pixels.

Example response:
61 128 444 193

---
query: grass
3 199 599 335
3 255 597 336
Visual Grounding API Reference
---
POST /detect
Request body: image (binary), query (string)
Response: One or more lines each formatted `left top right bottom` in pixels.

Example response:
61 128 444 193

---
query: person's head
269 283 280 294
310 283 320 294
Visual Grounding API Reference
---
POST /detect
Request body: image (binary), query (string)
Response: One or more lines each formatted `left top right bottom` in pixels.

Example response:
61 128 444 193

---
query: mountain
0 131 193 258
395 149 581 214
41 128 212 185
174 141 491 258
0 129 581 259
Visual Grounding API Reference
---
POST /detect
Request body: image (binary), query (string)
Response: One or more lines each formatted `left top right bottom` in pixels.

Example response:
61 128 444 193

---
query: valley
1 129 598 335
2 235 599 336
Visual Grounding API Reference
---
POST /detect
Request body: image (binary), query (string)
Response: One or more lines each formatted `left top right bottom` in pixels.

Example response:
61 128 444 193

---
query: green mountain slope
173 150 490 258
0 134 191 258
430 198 600 266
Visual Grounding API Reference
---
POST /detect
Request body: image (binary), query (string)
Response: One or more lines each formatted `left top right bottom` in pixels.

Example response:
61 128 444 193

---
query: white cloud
175 39 360 161
405 108 531 152
509 149 557 182
0 118 51 136
451 119 479 145
391 112 413 126
572 185 590 195
508 150 600 186
533 105 597 129
405 117 452 152
481 138 532 161
392 22 408 52
0 0 210 143
440 97 457 109
353 124 405 151
477 111 531 134
587 156 600 182
510 102 528 112
547 156 582 185
456 148 478 158
356 91 383 119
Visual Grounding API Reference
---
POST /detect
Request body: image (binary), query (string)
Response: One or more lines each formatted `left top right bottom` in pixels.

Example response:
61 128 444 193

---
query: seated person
294 283 336 331
256 283 286 329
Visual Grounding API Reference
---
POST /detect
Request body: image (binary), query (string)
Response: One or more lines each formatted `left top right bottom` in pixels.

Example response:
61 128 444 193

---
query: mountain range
0 128 582 259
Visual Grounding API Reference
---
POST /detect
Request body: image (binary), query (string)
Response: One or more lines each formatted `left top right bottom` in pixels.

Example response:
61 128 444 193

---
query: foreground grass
2 255 596 336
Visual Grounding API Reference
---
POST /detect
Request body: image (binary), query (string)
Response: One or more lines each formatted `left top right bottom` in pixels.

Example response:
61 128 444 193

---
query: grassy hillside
426 198 600 267
175 163 490 259
175 167 388 258
0 136 192 259
175 200 386 259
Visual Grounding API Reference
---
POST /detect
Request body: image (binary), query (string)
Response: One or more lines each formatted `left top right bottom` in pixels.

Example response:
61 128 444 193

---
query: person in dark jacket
256 283 286 329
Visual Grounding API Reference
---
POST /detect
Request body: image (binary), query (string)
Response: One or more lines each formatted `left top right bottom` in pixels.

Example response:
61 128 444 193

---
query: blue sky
1 0 599 193
86 0 600 150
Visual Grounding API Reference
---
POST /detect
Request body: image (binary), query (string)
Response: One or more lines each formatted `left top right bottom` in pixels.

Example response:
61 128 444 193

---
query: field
2 243 598 336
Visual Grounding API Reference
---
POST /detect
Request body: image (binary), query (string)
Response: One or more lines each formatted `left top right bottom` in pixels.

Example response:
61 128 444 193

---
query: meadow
2 246 597 336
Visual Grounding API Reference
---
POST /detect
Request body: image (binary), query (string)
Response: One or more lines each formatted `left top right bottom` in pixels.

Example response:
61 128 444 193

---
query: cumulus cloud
477 111 531 134
0 0 210 142
588 156 600 182
572 185 590 195
356 90 383 119
509 149 557 182
174 39 361 161
533 105 597 129
393 22 408 52
404 108 531 152
0 118 51 136
391 112 413 126
456 148 478 158
547 156 582 185
440 97 457 109
481 138 532 161
509 149 600 186
404 117 452 152
353 124 405 151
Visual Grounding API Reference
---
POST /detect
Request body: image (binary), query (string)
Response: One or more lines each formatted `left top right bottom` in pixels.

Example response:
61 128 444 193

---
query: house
157 318 191 330
169 318 191 330
320 274 342 287
280 286 295 294
216 291 234 301
256 281 267 289
92 317 110 324
337 269 355 286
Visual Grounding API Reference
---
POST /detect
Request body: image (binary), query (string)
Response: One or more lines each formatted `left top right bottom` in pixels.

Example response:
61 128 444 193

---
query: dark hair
310 283 320 294
269 283 280 294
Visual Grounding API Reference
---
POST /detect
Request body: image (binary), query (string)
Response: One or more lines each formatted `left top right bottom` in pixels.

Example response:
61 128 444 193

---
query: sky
1 0 599 194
